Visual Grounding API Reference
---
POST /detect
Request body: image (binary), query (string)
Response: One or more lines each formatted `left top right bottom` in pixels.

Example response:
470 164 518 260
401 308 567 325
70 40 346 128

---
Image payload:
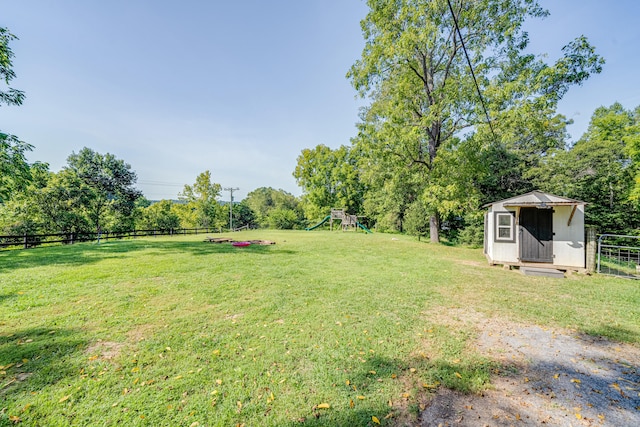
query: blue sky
3 1 639 201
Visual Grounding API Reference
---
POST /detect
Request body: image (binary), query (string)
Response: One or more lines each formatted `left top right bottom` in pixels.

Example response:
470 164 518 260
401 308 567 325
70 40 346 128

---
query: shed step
520 267 565 278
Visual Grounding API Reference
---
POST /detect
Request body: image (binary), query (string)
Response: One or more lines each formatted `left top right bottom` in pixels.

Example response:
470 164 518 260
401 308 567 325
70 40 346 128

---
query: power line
137 180 184 187
446 0 497 142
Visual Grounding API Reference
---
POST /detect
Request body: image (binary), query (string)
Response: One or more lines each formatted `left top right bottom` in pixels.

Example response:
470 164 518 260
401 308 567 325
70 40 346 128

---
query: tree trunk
429 213 440 243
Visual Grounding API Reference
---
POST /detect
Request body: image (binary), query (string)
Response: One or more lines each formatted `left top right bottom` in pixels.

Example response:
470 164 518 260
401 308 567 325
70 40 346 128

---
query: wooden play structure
330 208 358 231
305 208 372 233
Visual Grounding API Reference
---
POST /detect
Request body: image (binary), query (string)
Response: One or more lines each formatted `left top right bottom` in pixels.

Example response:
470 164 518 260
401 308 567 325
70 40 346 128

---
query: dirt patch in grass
126 324 158 343
85 340 124 360
418 309 640 426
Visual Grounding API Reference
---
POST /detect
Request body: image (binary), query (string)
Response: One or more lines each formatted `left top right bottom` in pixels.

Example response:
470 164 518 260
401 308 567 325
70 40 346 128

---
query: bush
267 208 302 229
404 200 430 240
456 213 485 247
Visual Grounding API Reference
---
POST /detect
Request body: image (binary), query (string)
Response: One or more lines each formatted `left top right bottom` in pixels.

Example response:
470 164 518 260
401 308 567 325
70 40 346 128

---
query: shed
483 191 586 270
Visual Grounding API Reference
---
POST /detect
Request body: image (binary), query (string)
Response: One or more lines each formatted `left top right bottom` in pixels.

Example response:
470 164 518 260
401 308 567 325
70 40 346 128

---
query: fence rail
0 228 216 250
597 234 640 279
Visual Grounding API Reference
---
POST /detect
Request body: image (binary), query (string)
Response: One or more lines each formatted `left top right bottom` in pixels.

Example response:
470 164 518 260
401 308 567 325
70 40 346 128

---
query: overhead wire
446 0 498 142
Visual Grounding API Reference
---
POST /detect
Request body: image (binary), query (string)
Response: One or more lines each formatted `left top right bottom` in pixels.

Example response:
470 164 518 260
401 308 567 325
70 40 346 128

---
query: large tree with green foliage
178 170 226 229
138 199 181 231
0 27 24 107
244 187 304 229
0 132 34 202
348 0 603 242
532 102 640 233
65 147 142 234
293 144 365 221
35 169 92 233
232 201 257 229
622 106 640 203
0 27 33 202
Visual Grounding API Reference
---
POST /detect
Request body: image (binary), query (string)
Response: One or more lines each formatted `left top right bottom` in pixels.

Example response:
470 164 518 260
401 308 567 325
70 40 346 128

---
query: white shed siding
551 205 585 268
484 191 586 269
487 203 520 263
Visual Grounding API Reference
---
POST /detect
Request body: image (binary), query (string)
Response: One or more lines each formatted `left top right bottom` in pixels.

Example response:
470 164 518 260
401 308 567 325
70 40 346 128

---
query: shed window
495 212 515 242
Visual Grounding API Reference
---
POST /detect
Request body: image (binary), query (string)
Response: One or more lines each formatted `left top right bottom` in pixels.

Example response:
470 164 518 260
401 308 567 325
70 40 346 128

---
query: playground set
305 208 372 233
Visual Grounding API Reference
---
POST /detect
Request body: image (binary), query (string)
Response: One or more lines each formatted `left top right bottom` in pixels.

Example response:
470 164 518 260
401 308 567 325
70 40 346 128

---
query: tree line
294 0 640 244
1 25 307 236
3 1 640 244
0 149 307 236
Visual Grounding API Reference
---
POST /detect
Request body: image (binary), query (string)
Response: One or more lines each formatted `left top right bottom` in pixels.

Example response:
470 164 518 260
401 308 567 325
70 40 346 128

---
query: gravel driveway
418 311 640 426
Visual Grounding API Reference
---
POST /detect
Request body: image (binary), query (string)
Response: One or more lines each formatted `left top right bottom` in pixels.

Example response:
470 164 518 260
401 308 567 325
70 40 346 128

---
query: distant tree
266 208 300 230
232 201 257 229
172 202 199 229
34 169 91 234
244 187 304 229
66 147 142 235
293 144 365 221
0 164 91 235
356 142 426 232
178 171 226 229
532 103 639 233
139 199 181 231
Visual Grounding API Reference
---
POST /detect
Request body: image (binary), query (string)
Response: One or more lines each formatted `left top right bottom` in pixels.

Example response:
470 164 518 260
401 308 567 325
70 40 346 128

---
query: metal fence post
596 234 603 274
586 227 597 274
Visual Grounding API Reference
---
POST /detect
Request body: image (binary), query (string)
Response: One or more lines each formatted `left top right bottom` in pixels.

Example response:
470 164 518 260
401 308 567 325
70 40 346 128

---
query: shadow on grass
288 355 494 426
0 238 293 272
279 407 394 427
157 240 295 257
0 293 16 304
580 324 640 346
418 354 640 426
0 327 87 395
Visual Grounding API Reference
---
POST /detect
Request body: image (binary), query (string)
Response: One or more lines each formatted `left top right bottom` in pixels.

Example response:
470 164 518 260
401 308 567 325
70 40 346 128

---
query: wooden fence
0 228 216 250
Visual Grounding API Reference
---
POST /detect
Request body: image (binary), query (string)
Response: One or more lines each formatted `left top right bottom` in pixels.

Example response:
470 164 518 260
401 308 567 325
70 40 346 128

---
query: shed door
519 207 553 263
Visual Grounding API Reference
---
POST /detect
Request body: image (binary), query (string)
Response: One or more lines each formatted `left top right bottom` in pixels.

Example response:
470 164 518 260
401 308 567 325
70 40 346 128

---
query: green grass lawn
1 230 638 426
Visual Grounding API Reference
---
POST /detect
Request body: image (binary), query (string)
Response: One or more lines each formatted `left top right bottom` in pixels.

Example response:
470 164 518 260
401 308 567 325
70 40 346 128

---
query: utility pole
224 187 239 230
